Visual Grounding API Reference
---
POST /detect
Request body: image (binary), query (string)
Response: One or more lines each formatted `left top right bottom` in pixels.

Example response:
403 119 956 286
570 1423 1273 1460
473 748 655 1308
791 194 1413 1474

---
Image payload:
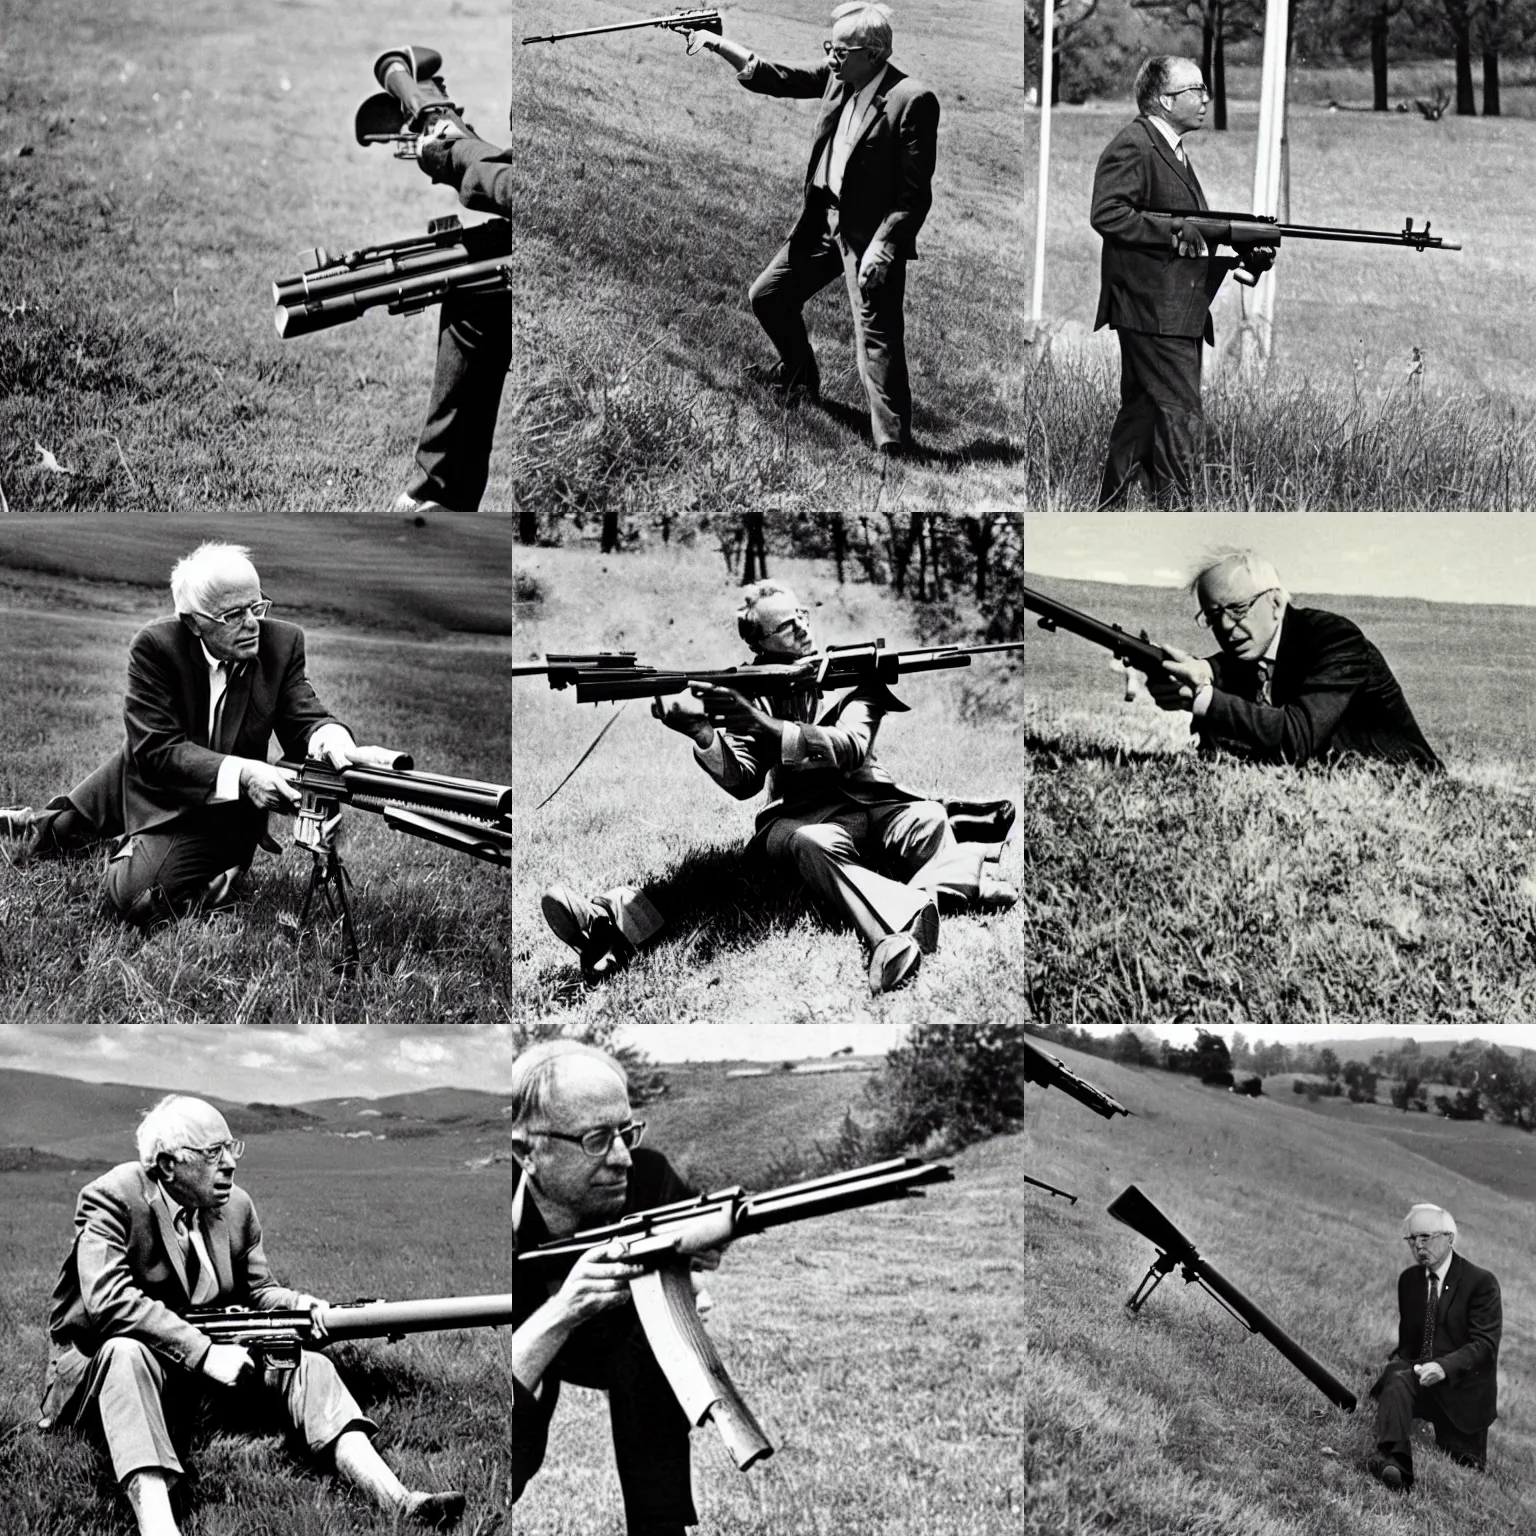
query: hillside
517 1039 1536 1534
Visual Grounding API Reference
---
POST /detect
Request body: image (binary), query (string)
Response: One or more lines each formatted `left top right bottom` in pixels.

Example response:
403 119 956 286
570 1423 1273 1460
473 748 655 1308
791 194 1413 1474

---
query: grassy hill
516 1039 1536 1535
1024 573 1536 1025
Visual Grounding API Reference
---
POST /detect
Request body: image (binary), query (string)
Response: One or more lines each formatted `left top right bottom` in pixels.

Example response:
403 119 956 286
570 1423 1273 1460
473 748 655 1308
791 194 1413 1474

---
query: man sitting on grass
513 1040 717 1535
39 1095 464 1534
541 580 1017 995
1 541 393 926
1141 550 1441 768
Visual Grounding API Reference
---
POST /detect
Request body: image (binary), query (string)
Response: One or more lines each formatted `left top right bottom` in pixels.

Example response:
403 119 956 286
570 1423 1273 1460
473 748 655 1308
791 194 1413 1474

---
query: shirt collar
847 62 890 115
1432 1250 1455 1287
1262 608 1285 664
153 1179 196 1233
199 639 227 675
1147 114 1183 153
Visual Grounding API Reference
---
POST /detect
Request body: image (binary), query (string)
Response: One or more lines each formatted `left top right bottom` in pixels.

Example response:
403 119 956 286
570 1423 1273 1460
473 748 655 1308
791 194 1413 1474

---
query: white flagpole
1030 0 1055 331
1245 0 1289 367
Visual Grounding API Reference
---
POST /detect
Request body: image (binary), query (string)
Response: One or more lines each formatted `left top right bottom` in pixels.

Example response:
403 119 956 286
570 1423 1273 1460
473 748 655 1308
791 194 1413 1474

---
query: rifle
274 750 511 976
1023 584 1170 675
1149 209 1460 286
509 649 640 681
522 638 1027 706
354 46 469 159
188 1293 512 1374
1023 1039 1129 1120
273 216 511 339
1108 1186 1358 1413
519 1158 954 1469
522 9 723 49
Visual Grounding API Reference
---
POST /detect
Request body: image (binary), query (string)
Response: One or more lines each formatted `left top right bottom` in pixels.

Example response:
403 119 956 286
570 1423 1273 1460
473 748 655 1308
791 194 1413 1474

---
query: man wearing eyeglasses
39 1095 465 1534
1091 56 1278 508
1141 551 1440 768
1 540 371 925
542 580 1017 994
513 1041 713 1535
1368 1204 1501 1491
689 2 938 458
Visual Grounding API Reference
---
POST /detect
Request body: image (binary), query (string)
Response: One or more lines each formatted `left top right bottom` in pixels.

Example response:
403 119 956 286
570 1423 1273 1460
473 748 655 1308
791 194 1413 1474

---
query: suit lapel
813 78 850 156
150 1187 194 1300
204 1206 235 1299
846 64 900 157
1140 118 1203 202
174 622 215 749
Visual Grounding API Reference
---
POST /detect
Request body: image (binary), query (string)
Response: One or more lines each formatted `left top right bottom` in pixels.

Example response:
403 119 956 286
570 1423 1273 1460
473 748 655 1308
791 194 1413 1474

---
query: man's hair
831 1 893 56
137 1094 223 1175
1134 55 1195 115
1402 1203 1457 1239
736 580 798 649
510 1040 628 1142
169 542 260 617
1190 549 1289 606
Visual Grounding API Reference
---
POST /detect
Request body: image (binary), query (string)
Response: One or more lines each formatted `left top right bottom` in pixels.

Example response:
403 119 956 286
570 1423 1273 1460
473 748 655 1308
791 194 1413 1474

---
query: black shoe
1370 1456 1411 1492
748 361 820 402
404 1490 466 1529
876 436 918 461
581 912 637 983
945 799 1017 844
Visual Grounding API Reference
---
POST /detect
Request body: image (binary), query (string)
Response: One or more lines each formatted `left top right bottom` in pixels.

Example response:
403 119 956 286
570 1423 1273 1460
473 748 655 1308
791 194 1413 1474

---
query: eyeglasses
822 41 870 61
1404 1232 1451 1244
1165 84 1210 101
1195 589 1278 629
190 598 272 627
182 1139 245 1163
536 1121 645 1159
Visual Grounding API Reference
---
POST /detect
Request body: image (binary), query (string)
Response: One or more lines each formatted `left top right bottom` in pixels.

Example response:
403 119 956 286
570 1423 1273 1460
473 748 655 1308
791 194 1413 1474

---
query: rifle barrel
318 1294 514 1340
1023 1039 1129 1119
523 10 721 44
1022 585 1169 674
275 255 513 338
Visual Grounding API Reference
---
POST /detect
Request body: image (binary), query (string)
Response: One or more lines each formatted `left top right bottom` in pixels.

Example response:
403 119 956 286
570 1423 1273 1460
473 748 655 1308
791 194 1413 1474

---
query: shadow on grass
1023 729 1182 768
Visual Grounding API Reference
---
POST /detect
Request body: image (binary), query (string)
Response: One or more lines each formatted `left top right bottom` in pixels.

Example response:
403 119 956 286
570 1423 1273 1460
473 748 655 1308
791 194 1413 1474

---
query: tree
1474 0 1536 116
1129 0 1264 129
1412 0 1479 113
1112 1027 1151 1066
1310 0 1410 109
1317 1047 1341 1083
1191 1029 1234 1081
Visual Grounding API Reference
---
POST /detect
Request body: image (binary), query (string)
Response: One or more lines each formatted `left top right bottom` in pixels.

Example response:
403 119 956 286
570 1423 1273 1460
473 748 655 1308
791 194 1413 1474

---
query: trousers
748 210 912 448
51 1337 373 1485
1374 1360 1489 1477
1099 329 1204 508
761 797 982 948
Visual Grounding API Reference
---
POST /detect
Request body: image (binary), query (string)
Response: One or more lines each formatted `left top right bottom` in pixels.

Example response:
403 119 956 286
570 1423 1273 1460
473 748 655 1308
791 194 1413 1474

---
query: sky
1026 513 1536 607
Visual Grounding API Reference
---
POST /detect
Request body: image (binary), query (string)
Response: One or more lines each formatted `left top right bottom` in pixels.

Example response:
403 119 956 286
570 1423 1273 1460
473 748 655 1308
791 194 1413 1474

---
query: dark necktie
175 1207 218 1305
1255 657 1274 706
1419 1271 1438 1361
210 662 229 748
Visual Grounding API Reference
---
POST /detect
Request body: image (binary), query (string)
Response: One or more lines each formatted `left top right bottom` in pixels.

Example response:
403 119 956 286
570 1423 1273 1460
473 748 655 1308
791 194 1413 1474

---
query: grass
508 544 1026 1054
0 1111 512 1535
515 1038 1536 1535
1023 572 1536 1026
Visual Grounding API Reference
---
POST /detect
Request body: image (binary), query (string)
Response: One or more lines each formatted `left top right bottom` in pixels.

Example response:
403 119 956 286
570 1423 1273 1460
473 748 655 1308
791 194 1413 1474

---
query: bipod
295 833 361 979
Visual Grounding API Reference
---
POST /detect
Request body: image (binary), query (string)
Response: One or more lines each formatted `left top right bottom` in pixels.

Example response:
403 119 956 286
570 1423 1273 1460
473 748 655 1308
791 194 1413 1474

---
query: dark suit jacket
741 60 939 256
693 663 926 835
1194 606 1440 769
1372 1253 1501 1434
67 617 340 838
40 1162 306 1425
1091 116 1234 343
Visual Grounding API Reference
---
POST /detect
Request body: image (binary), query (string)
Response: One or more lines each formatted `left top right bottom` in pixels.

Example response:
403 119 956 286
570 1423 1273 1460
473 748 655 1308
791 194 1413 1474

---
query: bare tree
1025 0 1101 106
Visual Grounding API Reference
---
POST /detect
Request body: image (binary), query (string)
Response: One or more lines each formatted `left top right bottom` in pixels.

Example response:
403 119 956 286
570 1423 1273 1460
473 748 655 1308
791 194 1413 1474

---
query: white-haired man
40 1095 464 1534
692 3 939 457
1142 551 1440 768
513 1041 709 1535
543 580 1016 994
1368 1203 1501 1490
2 542 369 924
1092 56 1277 507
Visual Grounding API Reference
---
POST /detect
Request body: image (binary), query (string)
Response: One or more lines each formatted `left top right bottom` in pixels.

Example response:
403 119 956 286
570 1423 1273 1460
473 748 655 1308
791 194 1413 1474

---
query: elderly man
1369 1204 1502 1490
1092 56 1276 507
39 1095 464 1534
1143 551 1441 768
1 542 375 924
543 580 1016 994
513 1041 709 1535
692 2 939 457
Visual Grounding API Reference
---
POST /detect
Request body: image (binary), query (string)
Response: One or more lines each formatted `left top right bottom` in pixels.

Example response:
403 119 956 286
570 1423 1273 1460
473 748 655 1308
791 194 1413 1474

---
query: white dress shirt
815 63 891 199
1147 113 1186 164
1192 611 1284 718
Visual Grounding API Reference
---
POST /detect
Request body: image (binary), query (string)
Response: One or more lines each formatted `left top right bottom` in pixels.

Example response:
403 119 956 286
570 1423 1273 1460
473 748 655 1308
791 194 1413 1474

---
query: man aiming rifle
39 1096 465 1534
538 580 1018 994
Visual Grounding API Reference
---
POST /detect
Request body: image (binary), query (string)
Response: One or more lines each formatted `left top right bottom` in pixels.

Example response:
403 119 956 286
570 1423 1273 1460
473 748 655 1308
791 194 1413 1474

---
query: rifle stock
1108 1186 1358 1412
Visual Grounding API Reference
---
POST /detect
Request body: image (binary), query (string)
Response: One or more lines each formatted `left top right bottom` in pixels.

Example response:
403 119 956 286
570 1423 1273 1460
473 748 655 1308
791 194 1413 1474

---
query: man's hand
238 761 301 812
692 683 778 745
859 240 894 294
1238 243 1277 277
555 1241 644 1326
306 733 358 770
296 1293 330 1338
652 692 715 747
1414 1361 1447 1387
1144 646 1214 713
202 1343 255 1386
1173 221 1209 260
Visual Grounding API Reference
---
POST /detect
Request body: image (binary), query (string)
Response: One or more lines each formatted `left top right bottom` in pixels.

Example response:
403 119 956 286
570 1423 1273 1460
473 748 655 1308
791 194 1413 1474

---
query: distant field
0 1123 511 1536
519 1039 1536 1535
1023 574 1536 1025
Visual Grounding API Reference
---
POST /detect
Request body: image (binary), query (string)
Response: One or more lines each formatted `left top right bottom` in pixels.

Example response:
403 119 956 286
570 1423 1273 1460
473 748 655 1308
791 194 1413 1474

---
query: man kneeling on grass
541 580 1018 995
39 1095 464 1534
1140 550 1441 769
0 541 395 926
513 1041 720 1535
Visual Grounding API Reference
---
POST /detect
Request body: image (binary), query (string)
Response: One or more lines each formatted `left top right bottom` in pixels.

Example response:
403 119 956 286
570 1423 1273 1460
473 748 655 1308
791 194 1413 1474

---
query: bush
1434 1088 1485 1121
1232 1075 1264 1097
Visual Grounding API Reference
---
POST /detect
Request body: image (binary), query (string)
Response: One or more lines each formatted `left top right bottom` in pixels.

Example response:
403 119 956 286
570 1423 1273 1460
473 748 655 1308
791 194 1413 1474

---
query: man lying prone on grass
0 541 395 927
